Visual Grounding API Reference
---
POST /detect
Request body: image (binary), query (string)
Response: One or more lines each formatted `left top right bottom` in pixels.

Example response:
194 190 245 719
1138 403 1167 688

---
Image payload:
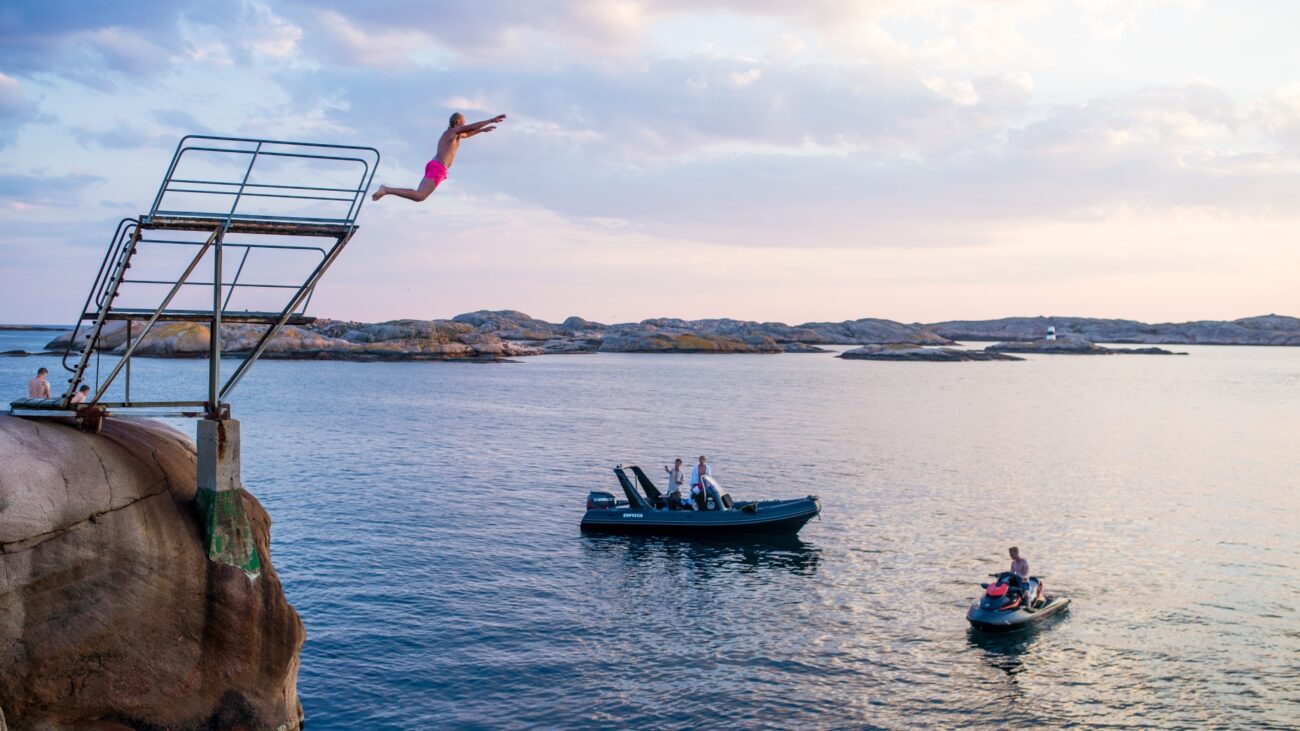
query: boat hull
581 497 820 537
966 596 1070 633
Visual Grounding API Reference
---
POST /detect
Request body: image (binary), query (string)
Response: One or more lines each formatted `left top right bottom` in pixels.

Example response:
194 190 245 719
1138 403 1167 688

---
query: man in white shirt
663 459 685 506
689 455 713 510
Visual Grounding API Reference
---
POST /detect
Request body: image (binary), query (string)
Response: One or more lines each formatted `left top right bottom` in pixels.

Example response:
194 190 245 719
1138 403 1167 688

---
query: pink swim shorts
423 159 448 187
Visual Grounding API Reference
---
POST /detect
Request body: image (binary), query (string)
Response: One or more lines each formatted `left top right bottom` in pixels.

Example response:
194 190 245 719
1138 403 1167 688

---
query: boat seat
10 398 67 409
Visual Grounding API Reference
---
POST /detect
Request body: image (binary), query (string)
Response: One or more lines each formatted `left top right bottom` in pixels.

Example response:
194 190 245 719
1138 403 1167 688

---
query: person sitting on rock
371 112 507 203
27 367 50 399
70 384 92 405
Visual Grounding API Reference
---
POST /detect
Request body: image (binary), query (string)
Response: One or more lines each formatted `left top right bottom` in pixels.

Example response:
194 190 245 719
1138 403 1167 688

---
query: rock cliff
0 415 304 730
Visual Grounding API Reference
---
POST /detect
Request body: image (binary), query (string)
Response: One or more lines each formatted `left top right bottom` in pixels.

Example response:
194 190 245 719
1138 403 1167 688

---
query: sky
1 0 1298 325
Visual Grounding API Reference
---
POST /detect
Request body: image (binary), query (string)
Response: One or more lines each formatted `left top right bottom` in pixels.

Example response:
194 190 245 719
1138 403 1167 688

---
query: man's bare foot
371 185 387 201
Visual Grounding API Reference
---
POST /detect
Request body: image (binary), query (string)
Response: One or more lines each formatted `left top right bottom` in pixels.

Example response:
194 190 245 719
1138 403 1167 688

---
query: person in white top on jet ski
1009 546 1029 579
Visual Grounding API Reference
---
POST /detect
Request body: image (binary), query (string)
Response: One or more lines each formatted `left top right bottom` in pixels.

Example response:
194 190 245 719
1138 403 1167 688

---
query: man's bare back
372 112 507 203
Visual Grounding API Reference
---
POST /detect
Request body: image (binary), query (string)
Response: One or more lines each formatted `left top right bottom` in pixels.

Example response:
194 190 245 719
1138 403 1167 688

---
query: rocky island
840 344 1023 361
39 310 944 361
926 315 1300 345
985 337 1184 355
10 311 1296 363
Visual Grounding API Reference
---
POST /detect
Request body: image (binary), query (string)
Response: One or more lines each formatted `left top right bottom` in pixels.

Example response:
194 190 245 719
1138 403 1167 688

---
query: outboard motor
586 491 617 510
702 476 731 511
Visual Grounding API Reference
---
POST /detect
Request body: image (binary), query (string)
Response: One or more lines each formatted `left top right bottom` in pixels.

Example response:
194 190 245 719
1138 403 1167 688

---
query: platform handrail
145 135 380 228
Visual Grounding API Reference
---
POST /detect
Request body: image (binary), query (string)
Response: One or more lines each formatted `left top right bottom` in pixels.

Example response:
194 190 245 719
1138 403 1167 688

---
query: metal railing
145 135 380 227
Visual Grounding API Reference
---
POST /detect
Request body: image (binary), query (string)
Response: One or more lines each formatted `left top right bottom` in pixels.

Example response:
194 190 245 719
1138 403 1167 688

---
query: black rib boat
580 465 821 537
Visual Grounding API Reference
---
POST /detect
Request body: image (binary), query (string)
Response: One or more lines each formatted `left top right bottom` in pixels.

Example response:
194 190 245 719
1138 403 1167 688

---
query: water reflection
966 608 1072 688
581 534 822 577
967 626 1042 677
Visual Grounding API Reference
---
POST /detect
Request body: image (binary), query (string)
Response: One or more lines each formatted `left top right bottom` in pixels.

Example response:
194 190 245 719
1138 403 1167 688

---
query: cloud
308 10 434 68
0 72 40 147
72 109 217 151
1255 82 1300 156
286 0 653 65
0 1 304 89
0 172 105 205
2 0 1298 326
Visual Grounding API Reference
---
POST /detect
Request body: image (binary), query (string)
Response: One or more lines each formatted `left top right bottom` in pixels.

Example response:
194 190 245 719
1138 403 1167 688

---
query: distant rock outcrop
926 315 1300 345
985 337 1183 355
0 415 304 730
840 344 1022 361
795 318 951 345
49 319 541 361
599 331 783 353
36 311 1296 362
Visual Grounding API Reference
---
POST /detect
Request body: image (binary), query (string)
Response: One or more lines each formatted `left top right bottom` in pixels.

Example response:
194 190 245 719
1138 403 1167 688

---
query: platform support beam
195 418 261 576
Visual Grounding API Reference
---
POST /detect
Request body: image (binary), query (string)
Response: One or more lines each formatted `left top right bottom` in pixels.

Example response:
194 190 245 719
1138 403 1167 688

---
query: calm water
4 332 1299 729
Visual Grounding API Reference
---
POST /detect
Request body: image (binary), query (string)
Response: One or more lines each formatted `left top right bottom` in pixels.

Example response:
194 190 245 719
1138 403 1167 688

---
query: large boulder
599 331 782 353
795 318 950 345
0 415 304 730
451 310 560 340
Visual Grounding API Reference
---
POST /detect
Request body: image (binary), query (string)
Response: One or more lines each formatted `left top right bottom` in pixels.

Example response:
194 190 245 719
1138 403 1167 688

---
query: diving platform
13 135 379 424
12 134 380 574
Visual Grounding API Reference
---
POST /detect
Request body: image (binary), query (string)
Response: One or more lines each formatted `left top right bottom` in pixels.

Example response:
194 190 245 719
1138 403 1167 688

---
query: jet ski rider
1009 546 1029 579
1009 546 1045 609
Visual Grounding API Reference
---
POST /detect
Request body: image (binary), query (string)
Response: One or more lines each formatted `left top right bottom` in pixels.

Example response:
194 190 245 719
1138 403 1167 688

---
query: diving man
371 112 507 203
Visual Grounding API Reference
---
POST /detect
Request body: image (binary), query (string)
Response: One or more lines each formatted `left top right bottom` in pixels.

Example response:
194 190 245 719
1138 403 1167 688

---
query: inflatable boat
580 465 821 537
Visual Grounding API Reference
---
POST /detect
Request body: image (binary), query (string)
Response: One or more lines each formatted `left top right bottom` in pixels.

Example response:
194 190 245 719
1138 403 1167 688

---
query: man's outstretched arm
452 114 507 137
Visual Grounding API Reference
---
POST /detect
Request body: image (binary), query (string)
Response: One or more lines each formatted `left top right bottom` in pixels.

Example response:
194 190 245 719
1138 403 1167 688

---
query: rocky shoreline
9 311 1297 362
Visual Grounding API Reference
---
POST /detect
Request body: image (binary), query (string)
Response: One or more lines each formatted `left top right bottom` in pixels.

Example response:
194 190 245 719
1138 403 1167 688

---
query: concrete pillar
195 418 262 575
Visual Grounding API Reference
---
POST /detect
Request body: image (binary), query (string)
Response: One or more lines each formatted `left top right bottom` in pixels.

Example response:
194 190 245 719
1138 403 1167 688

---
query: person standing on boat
690 455 713 510
664 459 686 506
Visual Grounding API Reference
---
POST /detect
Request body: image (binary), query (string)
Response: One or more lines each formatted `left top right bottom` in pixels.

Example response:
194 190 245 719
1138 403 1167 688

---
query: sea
3 329 1298 730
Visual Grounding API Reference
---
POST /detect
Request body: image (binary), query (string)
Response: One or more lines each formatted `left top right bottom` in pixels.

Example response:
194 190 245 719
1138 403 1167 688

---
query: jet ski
966 571 1070 633
580 465 820 537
